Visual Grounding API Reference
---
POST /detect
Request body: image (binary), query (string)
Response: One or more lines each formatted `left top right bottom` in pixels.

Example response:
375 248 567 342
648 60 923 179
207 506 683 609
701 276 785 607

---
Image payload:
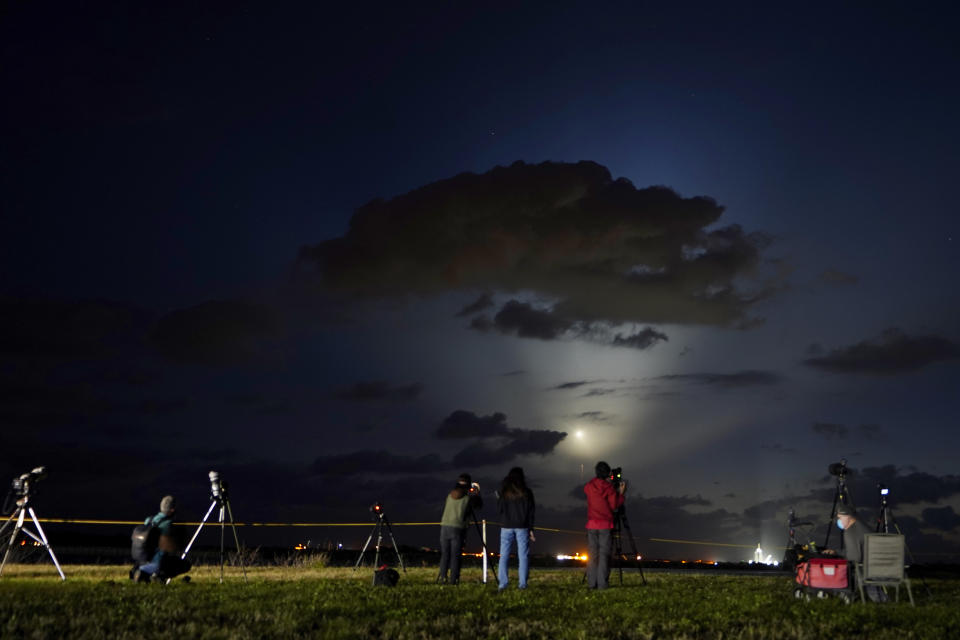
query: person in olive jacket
437 473 483 584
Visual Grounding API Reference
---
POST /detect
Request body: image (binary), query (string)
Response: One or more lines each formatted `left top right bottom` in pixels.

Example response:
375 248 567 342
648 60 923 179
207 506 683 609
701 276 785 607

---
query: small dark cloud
436 410 511 439
308 450 450 476
437 410 567 466
576 411 610 421
455 292 495 317
335 380 423 402
150 299 283 367
761 442 798 455
583 387 618 397
856 424 884 441
551 380 594 390
655 370 782 388
818 269 859 286
922 506 960 531
469 315 492 331
488 300 572 340
452 429 567 467
803 328 960 374
723 493 736 499
612 327 668 350
812 422 849 440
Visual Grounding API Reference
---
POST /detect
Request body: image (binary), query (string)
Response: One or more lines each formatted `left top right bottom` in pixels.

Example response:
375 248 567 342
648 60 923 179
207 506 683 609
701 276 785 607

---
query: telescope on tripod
0 466 65 581
354 502 406 584
180 471 248 584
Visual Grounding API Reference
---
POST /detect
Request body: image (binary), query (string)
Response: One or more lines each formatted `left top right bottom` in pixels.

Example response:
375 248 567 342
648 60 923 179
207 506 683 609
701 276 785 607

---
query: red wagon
794 557 851 601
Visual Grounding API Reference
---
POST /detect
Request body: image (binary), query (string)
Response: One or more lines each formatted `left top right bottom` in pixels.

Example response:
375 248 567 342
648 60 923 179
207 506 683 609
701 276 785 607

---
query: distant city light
556 552 588 561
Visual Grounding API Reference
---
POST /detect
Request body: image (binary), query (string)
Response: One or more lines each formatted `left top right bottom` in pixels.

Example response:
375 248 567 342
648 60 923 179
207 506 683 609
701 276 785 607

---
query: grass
1 564 958 639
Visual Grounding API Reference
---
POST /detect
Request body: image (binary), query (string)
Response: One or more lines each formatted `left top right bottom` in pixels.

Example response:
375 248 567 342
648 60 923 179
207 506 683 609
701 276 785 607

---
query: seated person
132 495 191 583
824 504 887 602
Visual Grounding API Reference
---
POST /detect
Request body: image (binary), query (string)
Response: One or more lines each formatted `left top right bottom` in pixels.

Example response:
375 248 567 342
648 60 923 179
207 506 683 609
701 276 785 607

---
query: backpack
131 518 162 564
373 565 400 587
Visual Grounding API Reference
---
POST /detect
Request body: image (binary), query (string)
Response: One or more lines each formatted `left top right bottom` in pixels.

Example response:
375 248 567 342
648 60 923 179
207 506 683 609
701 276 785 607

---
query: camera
469 482 480 496
827 459 848 477
209 470 227 500
609 467 623 483
11 466 47 497
370 501 383 516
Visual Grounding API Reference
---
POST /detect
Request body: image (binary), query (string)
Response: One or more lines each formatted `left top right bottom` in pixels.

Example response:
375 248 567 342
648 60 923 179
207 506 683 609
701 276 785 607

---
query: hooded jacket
584 477 624 529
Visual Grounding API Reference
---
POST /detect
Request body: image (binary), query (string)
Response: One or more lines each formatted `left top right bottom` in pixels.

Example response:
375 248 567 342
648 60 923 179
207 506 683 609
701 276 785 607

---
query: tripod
610 505 647 585
874 485 931 598
354 506 406 583
467 508 496 583
824 461 854 551
0 493 65 581
181 480 247 584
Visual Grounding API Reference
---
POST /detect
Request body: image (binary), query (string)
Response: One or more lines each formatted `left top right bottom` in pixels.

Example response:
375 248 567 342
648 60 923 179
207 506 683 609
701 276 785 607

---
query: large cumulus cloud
297 161 775 330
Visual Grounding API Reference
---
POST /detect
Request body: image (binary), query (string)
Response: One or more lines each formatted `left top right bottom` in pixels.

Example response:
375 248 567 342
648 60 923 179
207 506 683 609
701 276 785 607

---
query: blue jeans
498 528 530 589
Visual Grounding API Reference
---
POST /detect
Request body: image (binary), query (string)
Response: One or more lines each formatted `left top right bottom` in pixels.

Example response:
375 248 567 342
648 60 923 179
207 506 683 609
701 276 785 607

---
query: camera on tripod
827 459 848 477
208 470 228 500
878 483 890 506
468 482 480 496
11 466 46 497
370 501 384 517
608 467 625 485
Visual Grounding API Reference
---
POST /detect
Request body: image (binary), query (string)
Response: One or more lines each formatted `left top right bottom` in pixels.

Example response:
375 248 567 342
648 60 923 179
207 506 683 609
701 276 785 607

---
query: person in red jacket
583 461 626 589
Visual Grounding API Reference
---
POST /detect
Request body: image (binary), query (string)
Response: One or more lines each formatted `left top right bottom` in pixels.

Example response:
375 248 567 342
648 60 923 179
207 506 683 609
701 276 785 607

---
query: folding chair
854 533 914 606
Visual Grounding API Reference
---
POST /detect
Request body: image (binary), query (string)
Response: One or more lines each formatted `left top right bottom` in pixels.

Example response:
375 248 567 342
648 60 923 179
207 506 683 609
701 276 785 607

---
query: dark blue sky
2 2 958 560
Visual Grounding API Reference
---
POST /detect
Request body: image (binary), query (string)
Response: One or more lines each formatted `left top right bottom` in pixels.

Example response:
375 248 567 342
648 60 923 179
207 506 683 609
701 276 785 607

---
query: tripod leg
0 511 17 539
617 513 647 585
219 504 226 584
354 525 377 569
374 524 383 569
182 500 218 560
224 500 248 582
470 513 494 582
0 507 26 577
27 508 65 581
383 518 406 573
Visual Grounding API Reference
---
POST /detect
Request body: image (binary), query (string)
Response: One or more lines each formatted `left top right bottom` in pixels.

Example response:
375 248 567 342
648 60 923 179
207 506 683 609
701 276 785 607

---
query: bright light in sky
575 430 585 440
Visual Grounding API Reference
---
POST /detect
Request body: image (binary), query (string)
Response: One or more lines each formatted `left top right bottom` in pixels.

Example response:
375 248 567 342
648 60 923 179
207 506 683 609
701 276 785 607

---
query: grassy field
1 563 958 639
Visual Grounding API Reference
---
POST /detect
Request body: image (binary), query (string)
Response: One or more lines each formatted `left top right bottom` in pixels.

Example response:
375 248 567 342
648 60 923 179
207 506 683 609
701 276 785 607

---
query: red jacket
584 477 624 529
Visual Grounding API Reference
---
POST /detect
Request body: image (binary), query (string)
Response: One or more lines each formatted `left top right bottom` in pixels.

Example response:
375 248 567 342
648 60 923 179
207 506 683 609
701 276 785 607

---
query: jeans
498 528 530 589
139 553 191 580
586 528 612 588
438 526 466 583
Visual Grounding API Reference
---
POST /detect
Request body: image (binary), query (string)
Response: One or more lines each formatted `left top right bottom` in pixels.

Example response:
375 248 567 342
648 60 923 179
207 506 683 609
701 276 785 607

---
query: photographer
131 495 191 583
583 461 625 589
437 473 483 585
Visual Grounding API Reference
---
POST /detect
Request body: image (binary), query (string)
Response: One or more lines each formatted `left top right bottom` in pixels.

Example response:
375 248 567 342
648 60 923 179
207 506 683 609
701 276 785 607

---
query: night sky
2 3 958 561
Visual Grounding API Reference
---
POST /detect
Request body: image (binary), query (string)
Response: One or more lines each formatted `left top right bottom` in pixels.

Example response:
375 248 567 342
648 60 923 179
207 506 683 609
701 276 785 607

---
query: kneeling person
132 495 191 582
